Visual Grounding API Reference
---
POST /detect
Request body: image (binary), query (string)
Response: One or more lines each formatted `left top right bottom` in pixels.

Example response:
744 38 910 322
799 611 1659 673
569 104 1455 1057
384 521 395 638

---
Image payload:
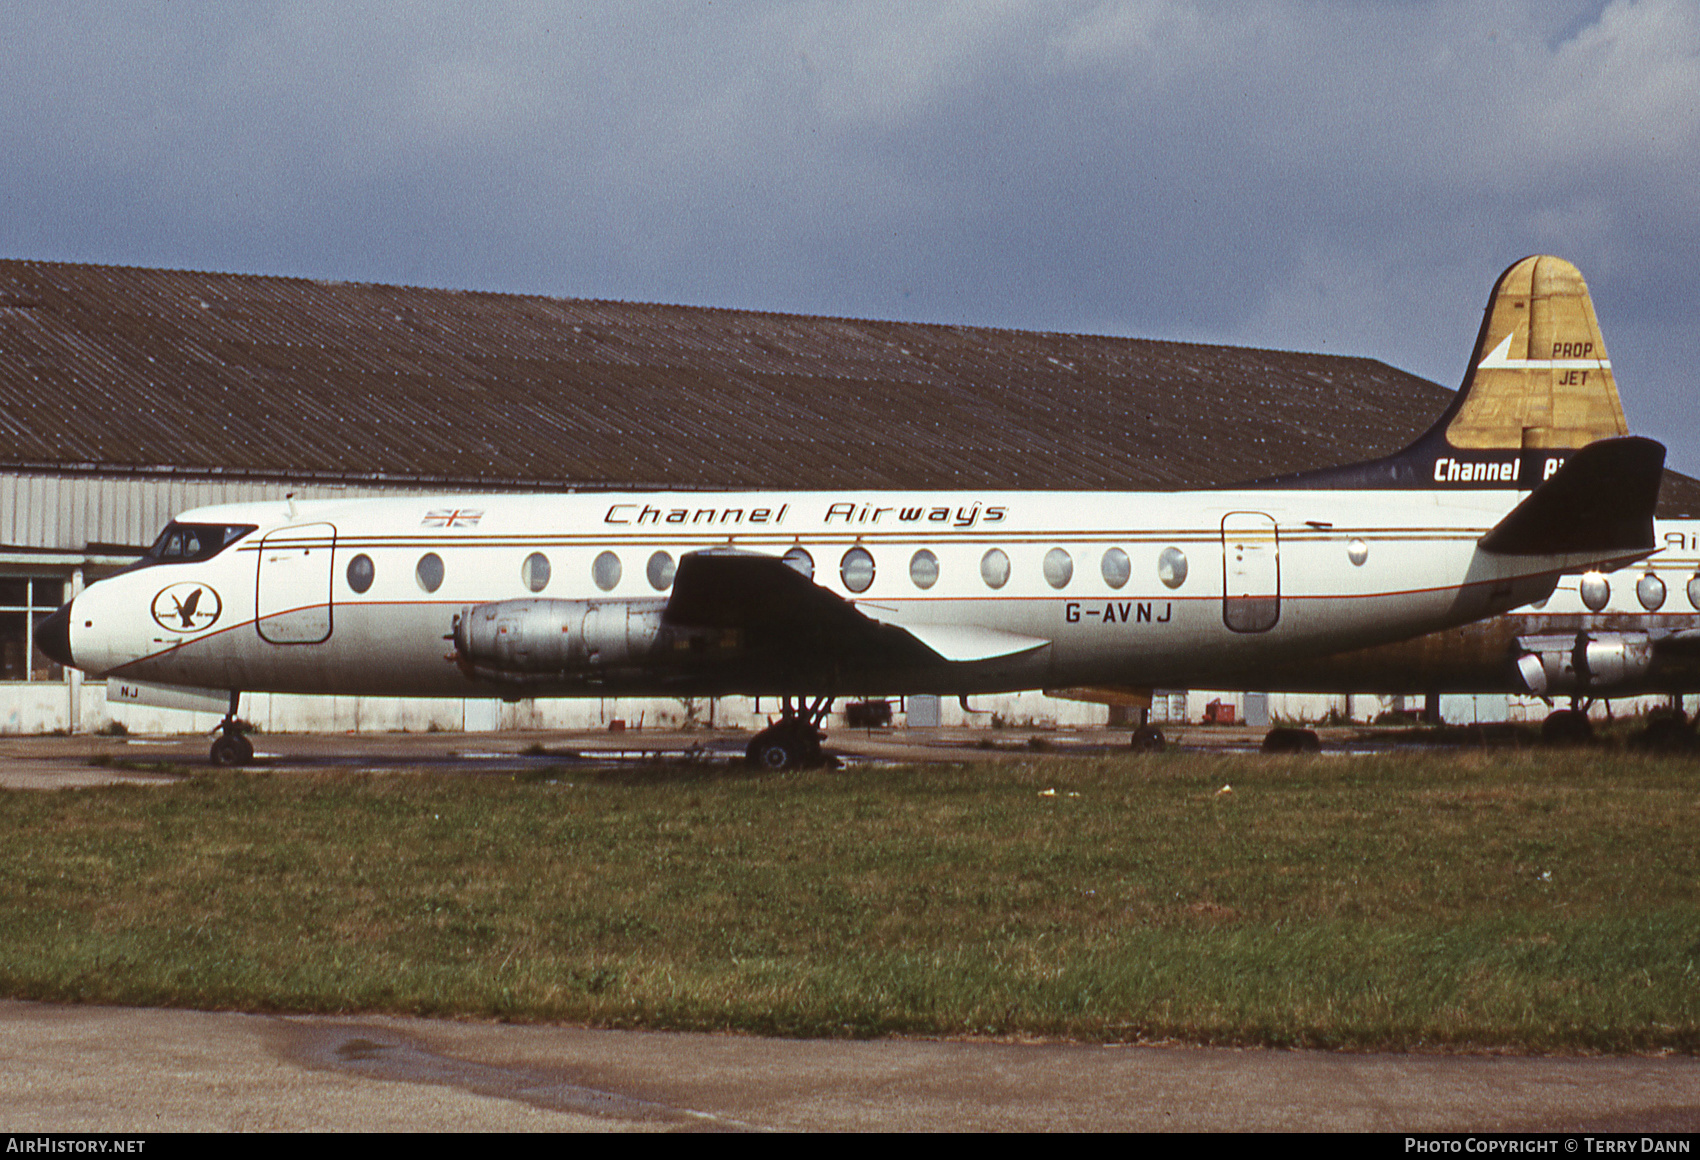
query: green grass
1 750 1696 1051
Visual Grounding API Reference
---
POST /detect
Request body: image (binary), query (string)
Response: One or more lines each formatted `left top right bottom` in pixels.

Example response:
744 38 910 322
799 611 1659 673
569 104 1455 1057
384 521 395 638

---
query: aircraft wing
1652 629 1700 656
888 623 1051 663
664 549 874 632
663 549 1047 668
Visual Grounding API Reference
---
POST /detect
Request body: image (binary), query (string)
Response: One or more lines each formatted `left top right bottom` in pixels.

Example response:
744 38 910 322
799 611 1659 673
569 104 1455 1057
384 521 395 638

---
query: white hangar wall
0 473 433 556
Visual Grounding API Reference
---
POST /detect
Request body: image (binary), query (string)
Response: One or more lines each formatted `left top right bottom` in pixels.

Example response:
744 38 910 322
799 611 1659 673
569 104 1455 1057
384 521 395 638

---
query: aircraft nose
36 601 74 669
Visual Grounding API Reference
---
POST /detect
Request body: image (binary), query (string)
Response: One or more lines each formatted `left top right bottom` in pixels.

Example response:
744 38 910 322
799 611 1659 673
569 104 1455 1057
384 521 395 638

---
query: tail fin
1445 254 1626 453
1263 255 1632 490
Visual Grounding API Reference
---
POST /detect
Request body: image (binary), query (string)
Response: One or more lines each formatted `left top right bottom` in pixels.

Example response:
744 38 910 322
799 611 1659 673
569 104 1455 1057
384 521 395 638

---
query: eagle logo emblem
151 583 222 633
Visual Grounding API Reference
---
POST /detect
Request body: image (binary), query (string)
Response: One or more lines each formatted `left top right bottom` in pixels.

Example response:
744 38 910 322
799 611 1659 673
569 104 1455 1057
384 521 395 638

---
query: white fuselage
63 485 1602 699
1235 520 1700 698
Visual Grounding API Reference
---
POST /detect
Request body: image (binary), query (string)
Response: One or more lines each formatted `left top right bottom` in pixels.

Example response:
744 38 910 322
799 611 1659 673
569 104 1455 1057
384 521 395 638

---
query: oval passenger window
1158 547 1188 589
647 551 676 591
1637 573 1665 611
841 547 875 593
346 554 375 594
1579 573 1609 611
415 553 444 593
593 551 622 592
522 552 551 593
782 547 814 581
1101 548 1130 590
909 549 939 590
1043 547 1073 589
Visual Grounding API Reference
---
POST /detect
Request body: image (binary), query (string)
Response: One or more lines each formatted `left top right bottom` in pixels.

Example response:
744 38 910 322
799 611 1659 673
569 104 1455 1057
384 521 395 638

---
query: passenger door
256 523 336 644
1222 512 1279 633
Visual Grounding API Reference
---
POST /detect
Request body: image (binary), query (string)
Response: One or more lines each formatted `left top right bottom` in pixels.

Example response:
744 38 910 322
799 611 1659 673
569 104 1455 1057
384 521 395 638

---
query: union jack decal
423 508 484 528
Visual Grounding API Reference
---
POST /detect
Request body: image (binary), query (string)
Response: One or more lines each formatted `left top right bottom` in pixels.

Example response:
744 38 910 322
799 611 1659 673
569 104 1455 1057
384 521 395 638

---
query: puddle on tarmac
278 1021 750 1131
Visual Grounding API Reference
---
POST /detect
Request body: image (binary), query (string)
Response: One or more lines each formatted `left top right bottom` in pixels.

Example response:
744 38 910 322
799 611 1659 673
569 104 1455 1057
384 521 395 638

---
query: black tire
1640 714 1692 752
1540 710 1593 746
1632 704 1686 748
210 734 247 766
1261 727 1321 754
1131 726 1165 752
755 739 799 771
747 721 823 770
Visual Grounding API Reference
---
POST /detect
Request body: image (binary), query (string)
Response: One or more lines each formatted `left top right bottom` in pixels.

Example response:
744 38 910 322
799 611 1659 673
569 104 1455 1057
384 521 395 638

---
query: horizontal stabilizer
1478 436 1663 556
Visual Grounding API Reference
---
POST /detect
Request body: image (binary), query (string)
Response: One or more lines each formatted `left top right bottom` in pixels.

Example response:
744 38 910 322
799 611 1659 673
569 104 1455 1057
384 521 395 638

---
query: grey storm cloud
2 0 1697 469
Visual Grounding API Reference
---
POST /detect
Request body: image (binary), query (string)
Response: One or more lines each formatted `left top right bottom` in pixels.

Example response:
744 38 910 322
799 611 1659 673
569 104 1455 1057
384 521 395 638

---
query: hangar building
2 258 1693 733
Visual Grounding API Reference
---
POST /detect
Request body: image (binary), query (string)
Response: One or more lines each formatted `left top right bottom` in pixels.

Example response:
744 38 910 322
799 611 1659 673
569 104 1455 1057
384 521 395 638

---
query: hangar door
1221 512 1279 633
256 523 336 644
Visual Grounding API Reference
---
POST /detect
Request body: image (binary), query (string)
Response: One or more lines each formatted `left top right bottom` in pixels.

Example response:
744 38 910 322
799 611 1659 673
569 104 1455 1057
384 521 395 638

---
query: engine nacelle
453 599 667 677
1514 632 1654 695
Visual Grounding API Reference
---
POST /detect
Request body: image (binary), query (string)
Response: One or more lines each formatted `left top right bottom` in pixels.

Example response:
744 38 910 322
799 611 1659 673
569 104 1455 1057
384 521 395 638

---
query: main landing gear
1638 706 1694 751
1540 697 1595 746
1541 699 1698 749
747 696 835 770
209 691 254 767
1129 706 1165 752
1540 709 1593 745
1260 727 1322 753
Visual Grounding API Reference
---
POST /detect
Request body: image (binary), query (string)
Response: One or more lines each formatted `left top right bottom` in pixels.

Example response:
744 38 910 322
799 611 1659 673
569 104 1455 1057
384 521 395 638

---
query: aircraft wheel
747 721 823 771
1639 713 1692 752
1540 709 1593 746
754 738 801 771
1130 726 1165 752
210 734 253 767
1261 727 1321 754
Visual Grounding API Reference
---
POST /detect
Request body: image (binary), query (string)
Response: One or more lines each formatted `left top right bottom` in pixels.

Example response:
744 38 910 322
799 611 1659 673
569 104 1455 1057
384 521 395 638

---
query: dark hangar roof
2 257 1696 514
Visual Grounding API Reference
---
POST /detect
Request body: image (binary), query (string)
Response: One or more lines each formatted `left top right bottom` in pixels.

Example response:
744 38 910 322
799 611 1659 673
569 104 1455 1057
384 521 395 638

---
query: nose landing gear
1129 707 1165 752
209 691 254 766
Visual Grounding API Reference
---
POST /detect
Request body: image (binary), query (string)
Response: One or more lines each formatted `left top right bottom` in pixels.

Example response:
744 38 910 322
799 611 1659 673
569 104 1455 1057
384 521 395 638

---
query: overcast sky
3 1 1697 471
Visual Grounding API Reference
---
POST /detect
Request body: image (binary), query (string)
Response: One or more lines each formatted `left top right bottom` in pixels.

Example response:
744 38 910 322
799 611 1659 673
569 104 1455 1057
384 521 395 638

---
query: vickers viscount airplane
37 256 1665 767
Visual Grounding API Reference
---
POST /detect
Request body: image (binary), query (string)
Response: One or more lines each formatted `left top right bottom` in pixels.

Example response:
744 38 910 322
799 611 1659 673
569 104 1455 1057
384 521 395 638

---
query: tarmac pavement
0 722 1430 789
2 1000 1698 1133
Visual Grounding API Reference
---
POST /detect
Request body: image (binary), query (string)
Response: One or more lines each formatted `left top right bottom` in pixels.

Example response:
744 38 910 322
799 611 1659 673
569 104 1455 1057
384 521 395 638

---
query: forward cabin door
1222 512 1279 633
256 523 336 644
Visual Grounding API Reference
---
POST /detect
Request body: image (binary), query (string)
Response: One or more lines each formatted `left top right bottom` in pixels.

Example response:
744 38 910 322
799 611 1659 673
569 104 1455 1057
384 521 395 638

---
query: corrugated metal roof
2 257 1696 515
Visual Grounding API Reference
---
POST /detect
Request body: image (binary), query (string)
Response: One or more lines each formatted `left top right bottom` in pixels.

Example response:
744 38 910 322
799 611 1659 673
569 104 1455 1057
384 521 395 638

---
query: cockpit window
120 523 257 574
147 523 254 563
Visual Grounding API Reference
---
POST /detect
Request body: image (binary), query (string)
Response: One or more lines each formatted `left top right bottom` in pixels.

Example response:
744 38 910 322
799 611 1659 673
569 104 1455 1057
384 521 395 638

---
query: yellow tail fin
1446 255 1627 451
